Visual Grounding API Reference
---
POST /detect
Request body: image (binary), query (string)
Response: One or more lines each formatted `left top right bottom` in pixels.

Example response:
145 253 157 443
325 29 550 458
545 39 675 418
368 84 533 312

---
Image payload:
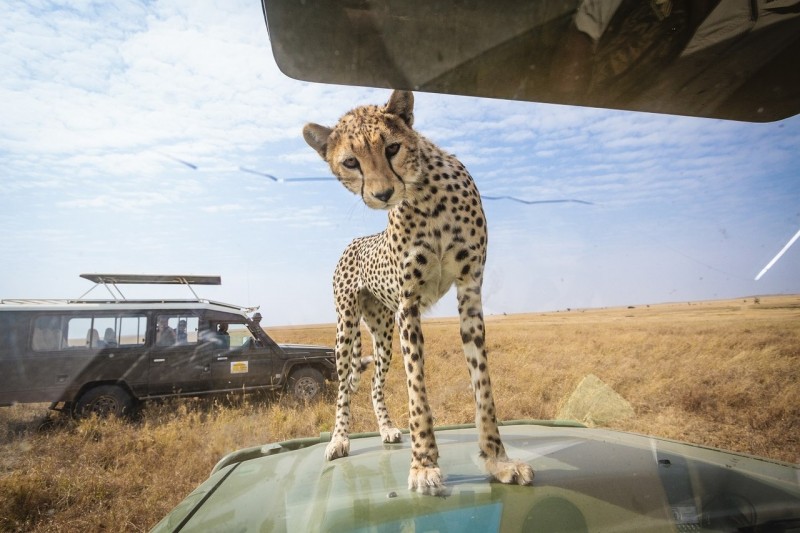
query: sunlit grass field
1 295 798 531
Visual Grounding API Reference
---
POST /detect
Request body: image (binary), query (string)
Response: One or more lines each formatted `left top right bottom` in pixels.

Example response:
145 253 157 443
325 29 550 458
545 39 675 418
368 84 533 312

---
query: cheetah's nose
372 188 394 203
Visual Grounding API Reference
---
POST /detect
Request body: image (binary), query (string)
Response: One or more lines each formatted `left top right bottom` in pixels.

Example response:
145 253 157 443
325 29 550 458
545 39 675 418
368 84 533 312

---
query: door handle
216 356 228 361
153 358 166 363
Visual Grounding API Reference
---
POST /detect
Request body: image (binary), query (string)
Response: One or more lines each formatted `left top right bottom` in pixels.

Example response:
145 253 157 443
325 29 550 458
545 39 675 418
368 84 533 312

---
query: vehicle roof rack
0 298 261 319
78 273 222 301
0 298 249 311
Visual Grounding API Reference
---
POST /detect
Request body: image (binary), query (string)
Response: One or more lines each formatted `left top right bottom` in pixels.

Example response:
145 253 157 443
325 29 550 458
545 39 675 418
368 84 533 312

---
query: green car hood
153 420 800 532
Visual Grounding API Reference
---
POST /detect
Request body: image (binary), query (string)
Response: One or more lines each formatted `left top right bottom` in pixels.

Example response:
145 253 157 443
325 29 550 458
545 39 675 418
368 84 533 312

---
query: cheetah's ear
386 90 414 127
303 123 333 159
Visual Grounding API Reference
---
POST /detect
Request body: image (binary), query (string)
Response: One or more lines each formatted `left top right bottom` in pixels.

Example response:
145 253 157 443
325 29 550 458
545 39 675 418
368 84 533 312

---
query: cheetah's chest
360 237 459 312
361 204 484 312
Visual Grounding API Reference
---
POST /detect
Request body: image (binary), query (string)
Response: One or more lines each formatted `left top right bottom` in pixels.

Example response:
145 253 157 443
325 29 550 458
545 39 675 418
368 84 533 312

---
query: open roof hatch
261 0 800 122
78 273 222 301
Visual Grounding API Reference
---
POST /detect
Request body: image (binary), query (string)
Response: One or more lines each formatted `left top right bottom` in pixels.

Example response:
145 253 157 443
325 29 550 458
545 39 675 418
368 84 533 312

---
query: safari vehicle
154 0 800 531
0 274 335 416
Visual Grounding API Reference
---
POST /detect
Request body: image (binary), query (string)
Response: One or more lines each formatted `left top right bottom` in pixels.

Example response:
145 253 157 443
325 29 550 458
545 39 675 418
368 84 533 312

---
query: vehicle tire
288 367 325 402
73 385 136 418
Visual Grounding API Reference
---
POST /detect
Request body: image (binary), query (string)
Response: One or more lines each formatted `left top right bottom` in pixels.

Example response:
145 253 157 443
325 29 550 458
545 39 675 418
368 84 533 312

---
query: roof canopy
80 273 222 286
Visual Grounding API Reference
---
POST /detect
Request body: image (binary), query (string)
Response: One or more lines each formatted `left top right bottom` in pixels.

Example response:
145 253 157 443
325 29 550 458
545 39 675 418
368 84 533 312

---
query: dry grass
1 295 798 531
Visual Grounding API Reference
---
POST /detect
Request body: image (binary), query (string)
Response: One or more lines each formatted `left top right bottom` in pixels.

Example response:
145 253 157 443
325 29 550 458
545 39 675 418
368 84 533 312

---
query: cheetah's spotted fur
303 90 534 493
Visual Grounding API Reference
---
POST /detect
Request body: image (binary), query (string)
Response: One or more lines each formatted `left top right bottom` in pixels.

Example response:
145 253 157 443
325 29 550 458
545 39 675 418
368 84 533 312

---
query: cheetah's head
303 90 421 210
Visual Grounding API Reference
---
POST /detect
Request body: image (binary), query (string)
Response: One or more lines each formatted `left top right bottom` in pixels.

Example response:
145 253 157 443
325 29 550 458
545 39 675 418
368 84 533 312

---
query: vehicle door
208 321 281 392
68 314 151 398
147 314 209 396
0 311 44 404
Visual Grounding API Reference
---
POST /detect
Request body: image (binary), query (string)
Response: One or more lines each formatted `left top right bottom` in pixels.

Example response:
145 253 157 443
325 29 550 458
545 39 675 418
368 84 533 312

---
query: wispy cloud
57 192 171 213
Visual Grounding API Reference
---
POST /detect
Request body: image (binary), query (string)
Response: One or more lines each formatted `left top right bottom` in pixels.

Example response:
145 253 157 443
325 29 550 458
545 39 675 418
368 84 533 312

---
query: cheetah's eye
342 157 359 169
385 143 400 158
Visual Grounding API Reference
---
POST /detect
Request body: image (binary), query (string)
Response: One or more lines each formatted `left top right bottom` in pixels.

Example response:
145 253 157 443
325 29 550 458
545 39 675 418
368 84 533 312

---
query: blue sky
1 0 798 325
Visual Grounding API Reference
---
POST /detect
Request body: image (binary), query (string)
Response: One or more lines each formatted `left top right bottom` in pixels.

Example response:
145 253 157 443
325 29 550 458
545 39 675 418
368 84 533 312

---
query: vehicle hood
278 343 331 351
276 343 333 358
152 420 800 532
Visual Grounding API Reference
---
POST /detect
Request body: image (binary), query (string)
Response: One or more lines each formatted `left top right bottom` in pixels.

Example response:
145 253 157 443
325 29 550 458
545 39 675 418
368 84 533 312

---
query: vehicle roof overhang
261 0 800 122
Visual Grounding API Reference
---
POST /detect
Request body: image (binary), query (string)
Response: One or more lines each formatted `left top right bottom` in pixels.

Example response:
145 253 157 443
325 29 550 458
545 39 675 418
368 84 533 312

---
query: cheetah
303 90 534 494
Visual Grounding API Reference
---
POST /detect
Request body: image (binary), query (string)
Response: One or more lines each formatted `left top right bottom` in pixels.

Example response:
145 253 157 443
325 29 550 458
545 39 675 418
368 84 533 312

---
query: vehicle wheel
288 367 325 402
74 385 136 418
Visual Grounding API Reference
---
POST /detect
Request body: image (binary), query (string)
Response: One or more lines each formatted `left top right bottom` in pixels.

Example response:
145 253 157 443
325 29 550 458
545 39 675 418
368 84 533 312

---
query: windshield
1 1 797 531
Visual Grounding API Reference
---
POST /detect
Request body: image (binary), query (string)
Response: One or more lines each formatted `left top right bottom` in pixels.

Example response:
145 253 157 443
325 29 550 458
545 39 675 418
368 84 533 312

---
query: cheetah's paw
324 436 350 461
408 465 445 495
485 458 534 485
380 427 402 444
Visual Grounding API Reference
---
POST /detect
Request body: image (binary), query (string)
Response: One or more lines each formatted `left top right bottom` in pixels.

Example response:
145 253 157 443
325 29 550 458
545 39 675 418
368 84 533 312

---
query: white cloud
200 203 241 214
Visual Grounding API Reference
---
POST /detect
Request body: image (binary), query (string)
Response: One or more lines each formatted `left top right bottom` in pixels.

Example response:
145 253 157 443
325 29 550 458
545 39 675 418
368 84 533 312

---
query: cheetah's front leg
397 301 443 494
456 282 535 486
325 300 361 461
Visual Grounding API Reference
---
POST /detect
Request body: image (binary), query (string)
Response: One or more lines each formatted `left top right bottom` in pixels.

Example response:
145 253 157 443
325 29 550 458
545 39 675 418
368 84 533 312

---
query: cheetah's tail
347 356 374 392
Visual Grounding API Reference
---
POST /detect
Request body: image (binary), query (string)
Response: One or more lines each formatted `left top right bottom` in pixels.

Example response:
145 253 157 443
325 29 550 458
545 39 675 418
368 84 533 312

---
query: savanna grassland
1 295 798 531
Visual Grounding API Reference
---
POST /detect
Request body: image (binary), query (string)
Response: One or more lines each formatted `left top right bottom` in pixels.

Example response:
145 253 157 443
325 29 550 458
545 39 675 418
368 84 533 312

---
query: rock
557 374 634 426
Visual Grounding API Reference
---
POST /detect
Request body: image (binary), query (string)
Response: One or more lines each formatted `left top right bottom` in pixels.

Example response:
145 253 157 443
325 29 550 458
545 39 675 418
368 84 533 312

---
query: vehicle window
93 316 118 347
198 322 253 350
31 316 66 351
156 315 199 347
227 323 250 347
33 315 149 351
118 316 148 347
66 317 94 348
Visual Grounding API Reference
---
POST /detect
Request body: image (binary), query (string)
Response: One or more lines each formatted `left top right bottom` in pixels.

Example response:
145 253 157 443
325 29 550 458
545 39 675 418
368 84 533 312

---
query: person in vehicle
250 313 264 347
217 323 230 348
176 319 188 344
103 328 117 347
156 316 176 346
86 328 103 348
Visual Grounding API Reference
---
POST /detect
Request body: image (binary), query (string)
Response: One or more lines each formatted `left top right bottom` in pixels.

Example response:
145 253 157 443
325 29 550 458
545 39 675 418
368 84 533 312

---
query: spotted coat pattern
303 91 534 493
